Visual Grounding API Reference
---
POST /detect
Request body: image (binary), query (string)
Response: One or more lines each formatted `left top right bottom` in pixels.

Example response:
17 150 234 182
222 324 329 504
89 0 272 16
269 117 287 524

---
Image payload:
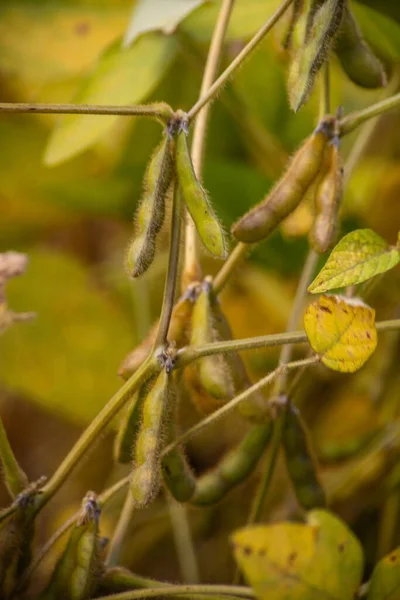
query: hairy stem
167 495 200 583
96 585 255 600
212 243 249 295
188 0 294 122
38 356 158 510
340 91 400 136
154 186 182 347
183 0 236 291
0 102 173 121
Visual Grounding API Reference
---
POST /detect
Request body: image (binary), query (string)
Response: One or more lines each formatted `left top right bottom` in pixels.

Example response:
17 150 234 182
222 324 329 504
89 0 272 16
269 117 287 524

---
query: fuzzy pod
282 403 326 510
192 423 273 506
282 0 305 50
130 370 172 507
175 128 227 259
114 383 153 464
190 280 234 403
126 132 175 278
161 379 196 502
288 0 345 111
309 139 343 253
232 118 334 243
118 291 195 381
40 492 103 600
335 5 387 89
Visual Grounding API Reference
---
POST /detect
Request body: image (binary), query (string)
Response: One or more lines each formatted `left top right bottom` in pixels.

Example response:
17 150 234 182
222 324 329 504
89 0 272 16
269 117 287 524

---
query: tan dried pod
309 137 343 253
232 117 334 243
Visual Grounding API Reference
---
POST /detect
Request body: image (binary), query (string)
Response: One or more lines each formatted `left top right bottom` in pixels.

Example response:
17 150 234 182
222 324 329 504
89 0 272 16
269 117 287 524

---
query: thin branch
182 0 236 291
0 102 173 121
167 495 200 584
212 242 249 295
106 492 136 569
187 0 294 122
154 186 182 347
340 91 400 136
95 585 255 600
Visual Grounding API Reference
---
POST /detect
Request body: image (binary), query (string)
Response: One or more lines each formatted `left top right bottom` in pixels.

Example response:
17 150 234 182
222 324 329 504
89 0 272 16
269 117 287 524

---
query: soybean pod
192 423 273 506
40 492 103 600
175 122 227 259
114 383 152 464
126 131 175 278
131 370 173 507
335 5 386 89
161 376 196 502
232 118 334 243
282 403 326 510
309 137 343 253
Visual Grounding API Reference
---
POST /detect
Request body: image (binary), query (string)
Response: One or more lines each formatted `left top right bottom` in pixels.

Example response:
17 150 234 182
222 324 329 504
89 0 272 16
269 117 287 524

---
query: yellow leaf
304 295 377 373
232 509 363 600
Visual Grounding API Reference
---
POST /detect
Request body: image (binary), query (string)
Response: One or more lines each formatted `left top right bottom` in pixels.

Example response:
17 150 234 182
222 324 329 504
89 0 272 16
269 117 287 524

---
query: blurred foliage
0 0 400 597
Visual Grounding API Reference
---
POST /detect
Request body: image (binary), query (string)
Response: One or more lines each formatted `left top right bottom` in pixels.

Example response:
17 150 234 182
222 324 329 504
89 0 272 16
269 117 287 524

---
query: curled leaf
304 294 377 373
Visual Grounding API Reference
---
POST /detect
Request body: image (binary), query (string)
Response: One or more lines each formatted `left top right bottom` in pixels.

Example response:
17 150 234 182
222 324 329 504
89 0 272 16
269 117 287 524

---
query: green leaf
367 547 400 600
232 509 363 600
308 229 400 294
0 250 133 426
44 33 177 166
124 0 207 47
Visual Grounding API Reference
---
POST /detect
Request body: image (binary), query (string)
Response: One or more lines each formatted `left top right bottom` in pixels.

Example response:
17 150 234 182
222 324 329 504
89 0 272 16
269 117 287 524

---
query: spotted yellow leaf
308 229 400 294
304 295 377 373
232 509 363 600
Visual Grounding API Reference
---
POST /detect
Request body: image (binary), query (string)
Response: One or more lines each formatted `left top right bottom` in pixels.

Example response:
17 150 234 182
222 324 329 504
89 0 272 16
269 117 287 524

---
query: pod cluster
232 116 343 252
126 113 227 280
285 0 386 112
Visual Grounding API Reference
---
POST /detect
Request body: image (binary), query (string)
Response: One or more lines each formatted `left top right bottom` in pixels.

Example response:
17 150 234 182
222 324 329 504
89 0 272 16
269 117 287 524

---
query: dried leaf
304 294 377 373
308 229 400 293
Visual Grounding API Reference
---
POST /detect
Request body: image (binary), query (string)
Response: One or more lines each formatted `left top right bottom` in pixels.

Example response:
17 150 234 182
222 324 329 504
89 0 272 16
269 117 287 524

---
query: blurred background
0 0 400 591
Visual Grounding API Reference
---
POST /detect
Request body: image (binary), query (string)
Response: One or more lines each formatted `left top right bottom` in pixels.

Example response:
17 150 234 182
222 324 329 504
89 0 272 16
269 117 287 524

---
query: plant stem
340 91 400 136
38 356 158 510
182 0 236 291
212 243 249 295
106 492 136 568
187 0 294 122
18 475 130 591
162 357 317 457
0 102 173 121
95 585 255 600
319 62 331 119
0 416 28 498
167 495 200 583
154 186 182 347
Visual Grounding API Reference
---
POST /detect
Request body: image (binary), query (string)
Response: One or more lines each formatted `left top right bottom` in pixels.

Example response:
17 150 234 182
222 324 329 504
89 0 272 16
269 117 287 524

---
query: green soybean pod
192 423 273 506
232 118 333 243
126 132 175 278
131 370 172 507
161 379 196 502
114 383 152 464
190 280 233 402
309 139 343 253
282 403 326 510
288 0 345 111
175 127 227 259
335 6 387 89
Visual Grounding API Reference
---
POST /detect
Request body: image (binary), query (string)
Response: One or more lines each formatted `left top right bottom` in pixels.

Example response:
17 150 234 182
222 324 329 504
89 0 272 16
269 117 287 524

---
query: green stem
0 415 28 497
212 243 249 295
162 357 317 457
0 102 173 121
187 0 294 122
95 584 255 600
106 492 136 569
154 186 182 348
167 495 200 583
38 357 158 510
340 91 400 136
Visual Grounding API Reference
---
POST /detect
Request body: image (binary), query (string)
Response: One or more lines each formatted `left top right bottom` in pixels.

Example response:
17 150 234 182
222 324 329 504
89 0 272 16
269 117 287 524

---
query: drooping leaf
367 547 400 600
304 294 377 373
124 0 206 47
308 229 400 294
44 33 177 166
0 250 133 425
232 508 363 600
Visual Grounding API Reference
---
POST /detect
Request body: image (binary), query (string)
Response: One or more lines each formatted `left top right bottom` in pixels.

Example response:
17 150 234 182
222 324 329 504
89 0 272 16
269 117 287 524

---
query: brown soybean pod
231 118 333 243
335 6 387 89
130 370 172 507
126 133 175 278
191 422 273 506
282 403 326 510
309 138 343 253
